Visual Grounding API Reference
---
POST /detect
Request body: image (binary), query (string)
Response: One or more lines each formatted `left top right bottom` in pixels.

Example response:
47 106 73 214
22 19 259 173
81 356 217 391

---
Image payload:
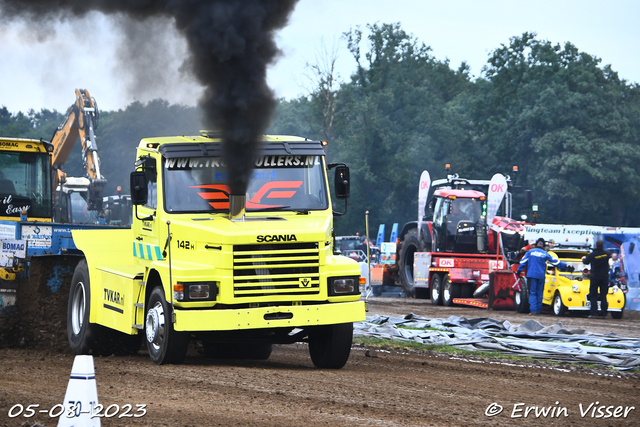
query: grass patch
354 337 534 361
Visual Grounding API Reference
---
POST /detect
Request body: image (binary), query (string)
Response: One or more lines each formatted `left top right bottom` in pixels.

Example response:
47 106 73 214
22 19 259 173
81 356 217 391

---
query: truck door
132 155 163 262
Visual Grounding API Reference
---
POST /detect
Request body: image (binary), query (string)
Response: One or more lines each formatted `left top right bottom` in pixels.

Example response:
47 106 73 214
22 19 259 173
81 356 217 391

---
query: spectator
609 252 621 284
520 239 535 254
545 239 556 251
582 240 611 319
517 238 567 315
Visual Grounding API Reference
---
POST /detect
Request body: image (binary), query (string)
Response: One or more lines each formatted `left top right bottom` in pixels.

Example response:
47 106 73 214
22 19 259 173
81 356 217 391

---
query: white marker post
58 355 100 427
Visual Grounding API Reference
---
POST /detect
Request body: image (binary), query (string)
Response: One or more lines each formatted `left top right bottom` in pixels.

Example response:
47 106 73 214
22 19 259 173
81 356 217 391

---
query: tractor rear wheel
398 228 422 298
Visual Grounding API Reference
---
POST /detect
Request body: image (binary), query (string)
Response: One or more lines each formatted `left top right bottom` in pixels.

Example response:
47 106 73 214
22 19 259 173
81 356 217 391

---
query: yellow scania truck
67 132 366 368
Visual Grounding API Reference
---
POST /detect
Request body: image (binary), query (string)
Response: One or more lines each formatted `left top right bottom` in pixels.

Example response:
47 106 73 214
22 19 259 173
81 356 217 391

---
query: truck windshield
0 151 52 219
162 155 329 213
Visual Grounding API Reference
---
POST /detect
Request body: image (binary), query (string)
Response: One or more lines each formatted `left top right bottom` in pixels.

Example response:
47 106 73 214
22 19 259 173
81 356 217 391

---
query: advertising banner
418 170 430 231
486 173 507 225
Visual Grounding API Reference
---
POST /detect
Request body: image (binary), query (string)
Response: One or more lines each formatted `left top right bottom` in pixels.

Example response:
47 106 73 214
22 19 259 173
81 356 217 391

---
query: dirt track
1 297 639 426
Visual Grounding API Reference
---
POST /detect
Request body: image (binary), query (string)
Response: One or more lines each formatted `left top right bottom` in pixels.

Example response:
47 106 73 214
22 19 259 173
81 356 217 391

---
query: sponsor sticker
438 258 455 268
20 225 52 248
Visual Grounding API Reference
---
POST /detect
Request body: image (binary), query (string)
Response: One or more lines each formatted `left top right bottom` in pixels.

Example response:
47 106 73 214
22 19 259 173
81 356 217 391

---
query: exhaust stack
229 194 246 221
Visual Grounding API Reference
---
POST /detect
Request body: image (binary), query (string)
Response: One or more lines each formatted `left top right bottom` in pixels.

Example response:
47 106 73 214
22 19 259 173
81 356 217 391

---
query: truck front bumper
174 300 366 332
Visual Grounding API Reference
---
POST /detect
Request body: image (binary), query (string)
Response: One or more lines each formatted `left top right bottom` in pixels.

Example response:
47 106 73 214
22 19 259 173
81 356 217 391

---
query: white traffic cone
58 355 100 427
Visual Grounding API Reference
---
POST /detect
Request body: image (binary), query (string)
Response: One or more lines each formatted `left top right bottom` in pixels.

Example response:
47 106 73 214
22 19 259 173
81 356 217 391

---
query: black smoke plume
0 0 299 195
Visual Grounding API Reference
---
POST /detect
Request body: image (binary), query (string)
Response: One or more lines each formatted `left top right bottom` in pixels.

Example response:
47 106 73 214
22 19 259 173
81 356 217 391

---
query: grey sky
0 0 638 113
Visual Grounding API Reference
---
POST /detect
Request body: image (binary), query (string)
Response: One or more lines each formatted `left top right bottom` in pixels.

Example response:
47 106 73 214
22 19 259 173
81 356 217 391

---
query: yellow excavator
50 88 107 222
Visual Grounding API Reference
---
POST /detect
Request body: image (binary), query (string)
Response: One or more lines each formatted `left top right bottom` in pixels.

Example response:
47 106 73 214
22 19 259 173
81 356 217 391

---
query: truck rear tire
430 273 443 305
399 228 422 298
67 259 100 355
145 286 190 365
442 274 460 306
308 323 353 369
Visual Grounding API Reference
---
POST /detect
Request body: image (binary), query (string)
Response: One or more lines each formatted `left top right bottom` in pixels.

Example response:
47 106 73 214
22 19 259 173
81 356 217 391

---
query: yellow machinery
67 133 366 368
50 88 106 213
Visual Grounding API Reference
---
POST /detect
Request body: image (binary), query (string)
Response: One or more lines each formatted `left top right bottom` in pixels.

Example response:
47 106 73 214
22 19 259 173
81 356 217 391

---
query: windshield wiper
248 206 291 212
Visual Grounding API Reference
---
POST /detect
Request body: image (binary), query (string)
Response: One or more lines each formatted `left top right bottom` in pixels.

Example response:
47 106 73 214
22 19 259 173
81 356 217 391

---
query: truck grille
233 242 320 298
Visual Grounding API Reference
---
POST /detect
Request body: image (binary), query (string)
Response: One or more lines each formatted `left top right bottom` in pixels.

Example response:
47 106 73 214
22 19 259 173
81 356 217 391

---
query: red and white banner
418 170 430 231
486 173 507 225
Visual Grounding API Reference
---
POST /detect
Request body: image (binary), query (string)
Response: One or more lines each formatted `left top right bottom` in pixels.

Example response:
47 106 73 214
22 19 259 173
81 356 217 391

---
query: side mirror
130 171 148 205
334 165 350 199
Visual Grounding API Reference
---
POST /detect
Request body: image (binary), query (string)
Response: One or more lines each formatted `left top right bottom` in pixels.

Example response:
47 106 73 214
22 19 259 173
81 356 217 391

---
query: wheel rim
146 301 166 351
71 283 85 335
515 291 521 306
553 295 562 315
432 277 440 301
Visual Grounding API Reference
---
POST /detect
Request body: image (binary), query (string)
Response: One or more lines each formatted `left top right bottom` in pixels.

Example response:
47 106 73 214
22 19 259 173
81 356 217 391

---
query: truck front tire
145 286 190 365
308 323 353 369
68 259 99 355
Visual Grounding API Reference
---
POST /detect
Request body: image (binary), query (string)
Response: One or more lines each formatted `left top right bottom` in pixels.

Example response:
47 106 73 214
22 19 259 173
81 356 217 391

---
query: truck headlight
329 276 360 295
189 284 210 299
175 281 217 301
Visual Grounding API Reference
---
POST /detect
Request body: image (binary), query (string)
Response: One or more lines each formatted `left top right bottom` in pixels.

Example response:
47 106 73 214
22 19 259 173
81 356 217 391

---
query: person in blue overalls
517 238 568 315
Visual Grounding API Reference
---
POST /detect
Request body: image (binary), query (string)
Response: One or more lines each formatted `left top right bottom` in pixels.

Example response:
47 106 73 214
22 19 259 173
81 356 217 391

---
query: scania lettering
257 234 298 243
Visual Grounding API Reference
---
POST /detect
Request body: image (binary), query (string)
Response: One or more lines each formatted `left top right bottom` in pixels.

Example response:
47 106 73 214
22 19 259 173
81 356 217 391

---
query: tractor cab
429 189 486 253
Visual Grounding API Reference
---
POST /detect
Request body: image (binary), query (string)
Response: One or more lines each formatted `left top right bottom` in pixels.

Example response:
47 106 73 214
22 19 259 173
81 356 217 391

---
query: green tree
474 33 640 225
330 23 472 235
97 99 204 195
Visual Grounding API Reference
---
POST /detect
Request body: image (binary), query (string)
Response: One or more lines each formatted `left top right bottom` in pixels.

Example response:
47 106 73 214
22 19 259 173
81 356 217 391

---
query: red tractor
387 180 526 306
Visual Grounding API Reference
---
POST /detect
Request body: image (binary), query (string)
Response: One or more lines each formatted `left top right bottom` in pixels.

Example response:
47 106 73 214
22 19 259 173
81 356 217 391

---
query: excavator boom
50 88 106 211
